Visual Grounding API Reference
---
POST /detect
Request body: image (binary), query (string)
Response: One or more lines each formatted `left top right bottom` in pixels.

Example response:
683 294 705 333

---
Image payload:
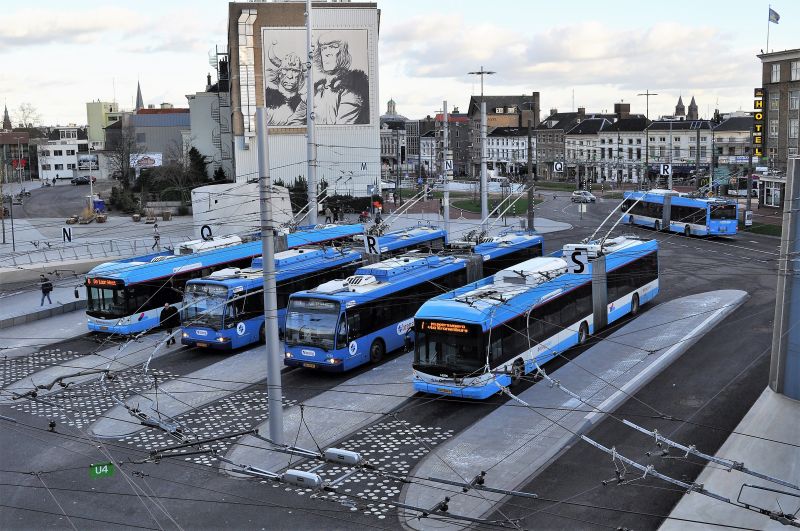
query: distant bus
85 224 364 335
412 236 659 399
621 190 738 237
180 227 447 349
283 233 544 372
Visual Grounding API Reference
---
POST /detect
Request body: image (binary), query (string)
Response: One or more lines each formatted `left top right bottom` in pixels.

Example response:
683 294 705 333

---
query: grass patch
739 222 782 237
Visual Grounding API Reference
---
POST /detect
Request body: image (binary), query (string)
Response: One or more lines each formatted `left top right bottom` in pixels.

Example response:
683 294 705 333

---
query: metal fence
0 236 180 268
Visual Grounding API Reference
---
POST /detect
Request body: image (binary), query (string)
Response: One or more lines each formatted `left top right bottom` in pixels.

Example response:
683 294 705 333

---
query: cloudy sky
0 0 795 126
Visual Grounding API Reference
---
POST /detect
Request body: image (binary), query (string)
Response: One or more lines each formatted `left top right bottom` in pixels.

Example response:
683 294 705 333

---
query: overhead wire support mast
305 0 317 225
256 107 285 445
622 419 800 491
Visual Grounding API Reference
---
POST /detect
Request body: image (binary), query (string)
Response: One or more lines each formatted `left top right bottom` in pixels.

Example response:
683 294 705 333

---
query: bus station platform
399 289 748 530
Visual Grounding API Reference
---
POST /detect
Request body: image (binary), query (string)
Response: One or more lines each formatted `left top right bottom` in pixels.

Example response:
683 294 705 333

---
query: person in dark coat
40 274 53 306
159 302 180 346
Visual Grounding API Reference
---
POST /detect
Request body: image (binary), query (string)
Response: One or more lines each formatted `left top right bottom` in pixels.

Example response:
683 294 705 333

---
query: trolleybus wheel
631 293 640 316
684 225 691 237
369 339 385 363
578 322 589 345
654 220 661 231
511 359 525 388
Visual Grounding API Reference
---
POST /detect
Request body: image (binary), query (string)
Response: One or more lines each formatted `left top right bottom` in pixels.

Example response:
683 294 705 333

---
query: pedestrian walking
159 302 180 346
40 274 53 306
151 223 161 251
324 206 333 224
52 175 57 186
333 207 339 223
374 208 383 225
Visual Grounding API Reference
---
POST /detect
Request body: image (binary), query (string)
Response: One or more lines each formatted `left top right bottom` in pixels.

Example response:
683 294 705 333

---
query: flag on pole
769 8 780 24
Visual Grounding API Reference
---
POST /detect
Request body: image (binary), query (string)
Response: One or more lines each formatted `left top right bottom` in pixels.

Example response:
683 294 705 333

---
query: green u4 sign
89 463 114 479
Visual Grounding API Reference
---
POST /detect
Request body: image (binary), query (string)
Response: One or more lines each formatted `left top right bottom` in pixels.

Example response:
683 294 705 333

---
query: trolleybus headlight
216 337 230 342
327 358 340 365
182 332 189 338
285 352 293 358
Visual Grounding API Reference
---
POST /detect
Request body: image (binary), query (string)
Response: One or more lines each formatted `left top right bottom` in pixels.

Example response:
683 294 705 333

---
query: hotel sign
753 88 764 159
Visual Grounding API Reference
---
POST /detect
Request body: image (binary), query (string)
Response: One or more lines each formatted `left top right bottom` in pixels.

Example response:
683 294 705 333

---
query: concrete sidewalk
0 311 88 359
399 290 748 530
0 281 86 329
663 387 800 530
223 351 416 475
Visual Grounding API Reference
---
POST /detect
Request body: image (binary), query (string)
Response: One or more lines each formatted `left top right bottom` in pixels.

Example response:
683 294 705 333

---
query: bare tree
13 103 41 128
105 120 143 189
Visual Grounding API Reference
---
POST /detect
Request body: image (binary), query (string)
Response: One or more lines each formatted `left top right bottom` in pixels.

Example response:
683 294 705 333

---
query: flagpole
767 4 771 52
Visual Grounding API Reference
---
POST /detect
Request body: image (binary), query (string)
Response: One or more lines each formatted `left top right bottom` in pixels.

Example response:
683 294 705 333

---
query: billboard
130 153 163 169
261 28 370 127
78 153 99 171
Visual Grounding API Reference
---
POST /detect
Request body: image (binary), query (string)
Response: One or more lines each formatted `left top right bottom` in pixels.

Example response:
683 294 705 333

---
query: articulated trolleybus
180 227 447 349
283 233 544 372
413 236 659 399
85 224 362 335
621 189 738 237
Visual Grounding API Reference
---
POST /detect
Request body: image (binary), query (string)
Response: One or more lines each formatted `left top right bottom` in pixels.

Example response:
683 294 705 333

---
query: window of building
792 60 800 81
649 137 655 142
40 150 50 157
659 146 666 158
636 138 642 144
54 164 63 170
66 149 75 156
659 137 666 142
41 164 51 171
791 147 799 156
700 136 707 142
700 146 707 158
770 119 779 137
790 119 799 140
770 92 780 111
53 150 63 156
628 138 633 144
689 146 697 159
673 146 680 158
674 137 681 142
600 138 605 144
636 148 642 160
772 63 780 83
67 163 76 170
790 91 800 111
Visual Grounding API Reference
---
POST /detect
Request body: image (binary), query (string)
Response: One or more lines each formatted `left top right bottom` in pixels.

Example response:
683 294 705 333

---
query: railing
0 235 182 269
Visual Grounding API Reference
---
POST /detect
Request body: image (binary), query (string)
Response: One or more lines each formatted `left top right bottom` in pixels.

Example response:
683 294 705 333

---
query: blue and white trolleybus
413 236 659 399
621 189 737 236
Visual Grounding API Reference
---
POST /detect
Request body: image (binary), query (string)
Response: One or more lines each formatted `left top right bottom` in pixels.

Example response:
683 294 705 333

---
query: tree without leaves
104 120 143 189
13 103 41 128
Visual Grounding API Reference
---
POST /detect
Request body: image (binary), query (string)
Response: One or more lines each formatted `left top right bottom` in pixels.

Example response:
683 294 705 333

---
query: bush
177 205 189 216
109 186 138 213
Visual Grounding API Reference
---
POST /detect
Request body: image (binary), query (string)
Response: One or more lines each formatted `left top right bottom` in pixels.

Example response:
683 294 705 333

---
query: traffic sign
566 250 589 274
444 160 453 173
62 226 73 243
554 162 564 173
659 164 672 176
89 462 114 479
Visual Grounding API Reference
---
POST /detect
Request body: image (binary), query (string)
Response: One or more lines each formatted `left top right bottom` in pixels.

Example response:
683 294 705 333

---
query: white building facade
486 127 534 178
37 127 90 181
229 2 380 197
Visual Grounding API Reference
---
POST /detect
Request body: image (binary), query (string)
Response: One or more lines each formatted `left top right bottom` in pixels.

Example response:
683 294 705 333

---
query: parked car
571 190 596 203
71 176 96 185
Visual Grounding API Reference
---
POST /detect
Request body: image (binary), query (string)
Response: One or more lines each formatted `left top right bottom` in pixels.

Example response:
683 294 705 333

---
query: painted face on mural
319 40 341 73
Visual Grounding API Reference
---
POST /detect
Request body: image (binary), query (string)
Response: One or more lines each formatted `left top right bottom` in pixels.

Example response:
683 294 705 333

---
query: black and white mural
262 28 370 127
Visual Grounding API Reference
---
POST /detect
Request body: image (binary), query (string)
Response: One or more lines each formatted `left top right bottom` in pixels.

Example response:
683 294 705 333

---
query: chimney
160 103 174 109
206 73 212 91
577 107 586 117
614 102 630 119
550 108 558 117
532 92 541 126
147 104 155 109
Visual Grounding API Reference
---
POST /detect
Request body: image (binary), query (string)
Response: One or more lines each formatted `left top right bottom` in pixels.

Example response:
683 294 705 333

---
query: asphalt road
15 181 115 219
0 195 782 530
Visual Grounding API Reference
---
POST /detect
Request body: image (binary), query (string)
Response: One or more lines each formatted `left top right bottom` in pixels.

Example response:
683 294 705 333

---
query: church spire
2 104 11 130
687 96 698 120
135 81 144 111
675 95 685 118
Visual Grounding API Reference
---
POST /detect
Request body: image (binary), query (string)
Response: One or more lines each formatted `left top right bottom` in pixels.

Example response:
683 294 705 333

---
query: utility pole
668 120 674 190
443 100 450 235
695 126 701 178
770 157 800 400
480 101 488 231
256 107 285 445
747 127 754 214
305 0 318 225
638 90 658 187
527 118 534 232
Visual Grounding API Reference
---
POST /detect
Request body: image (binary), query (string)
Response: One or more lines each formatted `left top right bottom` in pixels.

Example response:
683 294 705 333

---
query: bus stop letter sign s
567 251 589 274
